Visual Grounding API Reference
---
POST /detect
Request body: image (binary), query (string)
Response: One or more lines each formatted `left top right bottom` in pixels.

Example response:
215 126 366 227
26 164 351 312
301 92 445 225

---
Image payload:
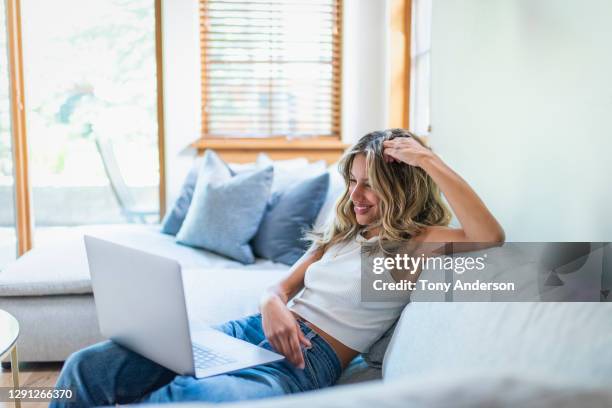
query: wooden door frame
155 0 166 220
5 0 32 255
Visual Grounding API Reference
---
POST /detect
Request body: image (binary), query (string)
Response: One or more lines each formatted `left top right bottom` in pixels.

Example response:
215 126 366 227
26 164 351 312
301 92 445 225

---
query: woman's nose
350 184 365 202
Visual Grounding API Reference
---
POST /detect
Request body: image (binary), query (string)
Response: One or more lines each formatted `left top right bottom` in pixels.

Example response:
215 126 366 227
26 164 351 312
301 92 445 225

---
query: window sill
191 136 348 164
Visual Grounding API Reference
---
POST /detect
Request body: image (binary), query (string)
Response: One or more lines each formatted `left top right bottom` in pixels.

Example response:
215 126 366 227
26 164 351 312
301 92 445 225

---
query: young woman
51 129 504 406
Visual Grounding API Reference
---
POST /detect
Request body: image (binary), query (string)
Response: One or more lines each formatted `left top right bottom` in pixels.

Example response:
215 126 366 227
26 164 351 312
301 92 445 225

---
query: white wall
161 0 390 204
161 0 202 204
430 0 612 241
342 0 390 144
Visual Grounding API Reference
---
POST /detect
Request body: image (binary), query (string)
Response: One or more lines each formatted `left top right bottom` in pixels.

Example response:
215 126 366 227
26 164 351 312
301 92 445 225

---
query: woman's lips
354 203 372 215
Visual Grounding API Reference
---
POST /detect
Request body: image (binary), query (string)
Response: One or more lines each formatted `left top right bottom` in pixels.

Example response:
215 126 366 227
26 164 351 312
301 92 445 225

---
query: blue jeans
50 313 342 407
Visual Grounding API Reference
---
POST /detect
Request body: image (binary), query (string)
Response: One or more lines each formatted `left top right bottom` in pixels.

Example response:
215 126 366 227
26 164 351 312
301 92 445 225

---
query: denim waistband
294 316 342 376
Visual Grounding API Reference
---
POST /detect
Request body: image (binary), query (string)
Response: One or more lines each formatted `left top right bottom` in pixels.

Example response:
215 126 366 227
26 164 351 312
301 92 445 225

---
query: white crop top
289 234 410 353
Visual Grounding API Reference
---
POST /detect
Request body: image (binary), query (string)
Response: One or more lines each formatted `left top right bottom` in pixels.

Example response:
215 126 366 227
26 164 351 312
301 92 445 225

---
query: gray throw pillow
161 151 230 235
251 173 330 265
176 161 273 264
362 318 400 369
160 164 198 235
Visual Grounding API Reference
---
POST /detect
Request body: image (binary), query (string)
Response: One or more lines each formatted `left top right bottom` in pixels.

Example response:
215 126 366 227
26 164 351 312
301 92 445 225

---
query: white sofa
2 227 612 407
1 157 611 406
0 223 380 384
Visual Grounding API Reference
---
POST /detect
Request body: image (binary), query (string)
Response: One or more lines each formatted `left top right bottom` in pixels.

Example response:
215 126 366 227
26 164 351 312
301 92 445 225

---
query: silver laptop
84 235 285 378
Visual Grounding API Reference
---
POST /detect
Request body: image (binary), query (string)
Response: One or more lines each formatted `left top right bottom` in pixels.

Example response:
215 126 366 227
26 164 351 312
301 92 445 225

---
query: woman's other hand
382 137 434 167
260 297 311 369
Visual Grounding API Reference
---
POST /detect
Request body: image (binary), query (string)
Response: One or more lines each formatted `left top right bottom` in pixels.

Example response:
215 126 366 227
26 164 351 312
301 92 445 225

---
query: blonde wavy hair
306 129 451 253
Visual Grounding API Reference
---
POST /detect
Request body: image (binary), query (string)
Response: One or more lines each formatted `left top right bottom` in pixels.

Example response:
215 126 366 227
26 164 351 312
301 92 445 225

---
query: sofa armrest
138 371 612 408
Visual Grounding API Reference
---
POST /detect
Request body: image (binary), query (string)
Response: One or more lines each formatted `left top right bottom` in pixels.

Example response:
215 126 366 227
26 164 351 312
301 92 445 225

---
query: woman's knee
61 341 128 379
67 340 121 363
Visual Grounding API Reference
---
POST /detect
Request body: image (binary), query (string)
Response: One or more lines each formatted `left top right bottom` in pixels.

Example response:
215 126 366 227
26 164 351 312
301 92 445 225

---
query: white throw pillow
228 155 308 175
314 162 345 229
233 153 326 193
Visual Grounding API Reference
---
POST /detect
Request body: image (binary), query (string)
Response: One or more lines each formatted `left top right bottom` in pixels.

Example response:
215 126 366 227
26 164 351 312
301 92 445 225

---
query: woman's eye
349 179 356 184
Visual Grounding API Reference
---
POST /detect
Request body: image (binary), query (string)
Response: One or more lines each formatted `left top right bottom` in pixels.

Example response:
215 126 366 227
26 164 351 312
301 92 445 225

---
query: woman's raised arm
383 137 505 243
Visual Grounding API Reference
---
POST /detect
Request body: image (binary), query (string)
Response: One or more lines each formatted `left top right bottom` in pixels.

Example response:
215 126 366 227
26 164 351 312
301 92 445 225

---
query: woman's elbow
483 226 505 245
466 224 505 245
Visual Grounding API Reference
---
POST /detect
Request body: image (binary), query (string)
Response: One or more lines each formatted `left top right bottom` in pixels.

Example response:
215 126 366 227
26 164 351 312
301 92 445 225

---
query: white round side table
0 309 20 408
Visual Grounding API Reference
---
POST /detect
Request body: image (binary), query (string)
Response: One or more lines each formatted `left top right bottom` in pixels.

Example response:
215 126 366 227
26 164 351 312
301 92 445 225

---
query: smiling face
309 130 452 252
349 153 381 227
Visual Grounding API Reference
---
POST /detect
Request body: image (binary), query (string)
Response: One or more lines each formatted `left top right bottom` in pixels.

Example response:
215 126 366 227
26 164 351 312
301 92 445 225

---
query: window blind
199 0 342 139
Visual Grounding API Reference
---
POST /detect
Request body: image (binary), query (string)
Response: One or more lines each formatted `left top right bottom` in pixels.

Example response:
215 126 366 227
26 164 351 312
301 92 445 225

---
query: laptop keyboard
193 344 237 369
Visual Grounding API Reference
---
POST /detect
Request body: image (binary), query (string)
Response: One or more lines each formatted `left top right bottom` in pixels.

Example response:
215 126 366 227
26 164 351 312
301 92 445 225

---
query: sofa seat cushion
182 266 288 326
0 224 288 297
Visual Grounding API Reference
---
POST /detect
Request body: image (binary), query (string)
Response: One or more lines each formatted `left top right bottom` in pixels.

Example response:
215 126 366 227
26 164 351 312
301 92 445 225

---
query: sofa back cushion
383 302 612 387
251 172 330 265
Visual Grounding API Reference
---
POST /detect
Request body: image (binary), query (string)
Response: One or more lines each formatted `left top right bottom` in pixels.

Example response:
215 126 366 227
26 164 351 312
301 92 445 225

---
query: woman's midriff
291 311 359 370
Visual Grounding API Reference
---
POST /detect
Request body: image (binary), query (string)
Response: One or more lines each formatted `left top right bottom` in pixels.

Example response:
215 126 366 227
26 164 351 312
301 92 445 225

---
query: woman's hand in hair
382 137 434 167
260 296 311 369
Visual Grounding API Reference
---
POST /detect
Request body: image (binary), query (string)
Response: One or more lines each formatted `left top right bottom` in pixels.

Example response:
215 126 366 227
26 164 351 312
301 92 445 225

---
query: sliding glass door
19 0 160 245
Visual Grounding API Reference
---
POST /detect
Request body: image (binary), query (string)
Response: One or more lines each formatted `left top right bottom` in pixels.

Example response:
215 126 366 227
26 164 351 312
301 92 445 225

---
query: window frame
196 0 344 152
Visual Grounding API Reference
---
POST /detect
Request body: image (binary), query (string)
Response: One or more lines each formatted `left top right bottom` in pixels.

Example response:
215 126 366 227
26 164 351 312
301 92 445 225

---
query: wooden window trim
155 0 167 220
6 0 32 255
192 136 348 164
389 0 411 129
193 136 344 150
